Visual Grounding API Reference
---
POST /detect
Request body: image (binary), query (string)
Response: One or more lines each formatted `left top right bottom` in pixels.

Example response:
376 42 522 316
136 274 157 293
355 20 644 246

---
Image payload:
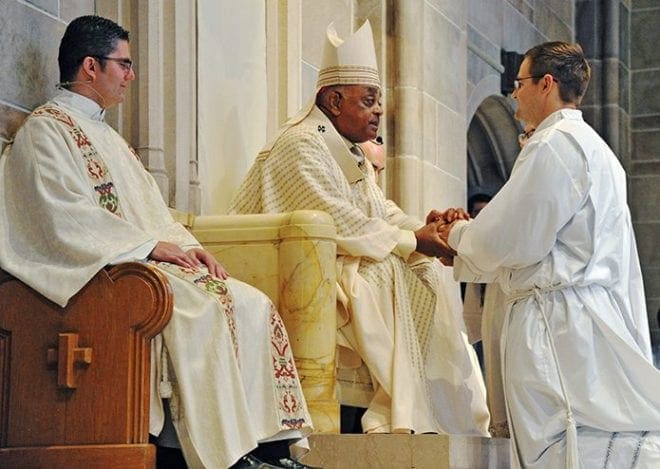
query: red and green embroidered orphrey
30 105 125 216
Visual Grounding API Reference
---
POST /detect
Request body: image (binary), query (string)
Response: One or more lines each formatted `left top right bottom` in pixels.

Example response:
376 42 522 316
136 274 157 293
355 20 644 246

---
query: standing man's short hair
58 15 129 85
524 42 591 105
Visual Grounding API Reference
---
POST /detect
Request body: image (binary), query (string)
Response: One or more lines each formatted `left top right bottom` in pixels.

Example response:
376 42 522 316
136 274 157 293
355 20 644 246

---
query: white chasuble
0 90 311 468
448 109 660 468
230 106 490 436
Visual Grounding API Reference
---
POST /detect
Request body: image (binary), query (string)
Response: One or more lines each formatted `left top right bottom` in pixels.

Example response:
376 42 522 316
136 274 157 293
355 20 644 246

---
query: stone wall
577 0 659 343
465 0 574 202
387 1 468 218
629 0 660 342
0 0 94 151
0 0 656 341
0 1 199 211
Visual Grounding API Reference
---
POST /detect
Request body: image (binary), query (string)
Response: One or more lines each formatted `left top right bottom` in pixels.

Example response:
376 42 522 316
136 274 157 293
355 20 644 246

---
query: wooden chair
0 263 173 468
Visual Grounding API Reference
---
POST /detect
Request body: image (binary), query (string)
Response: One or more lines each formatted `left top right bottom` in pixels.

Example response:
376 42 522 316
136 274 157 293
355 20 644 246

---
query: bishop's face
333 85 383 143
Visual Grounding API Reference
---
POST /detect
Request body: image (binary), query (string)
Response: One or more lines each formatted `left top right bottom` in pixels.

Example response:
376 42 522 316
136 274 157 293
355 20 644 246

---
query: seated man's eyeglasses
92 55 133 72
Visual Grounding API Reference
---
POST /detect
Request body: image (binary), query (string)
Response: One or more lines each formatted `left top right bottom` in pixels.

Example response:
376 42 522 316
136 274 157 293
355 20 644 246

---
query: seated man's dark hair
58 15 130 86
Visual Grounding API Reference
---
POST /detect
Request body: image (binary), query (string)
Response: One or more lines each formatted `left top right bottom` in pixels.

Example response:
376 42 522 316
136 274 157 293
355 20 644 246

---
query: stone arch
467 95 521 199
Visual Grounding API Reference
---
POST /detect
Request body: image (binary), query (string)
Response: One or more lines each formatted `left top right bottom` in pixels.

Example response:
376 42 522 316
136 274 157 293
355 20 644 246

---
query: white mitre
316 20 381 90
260 20 380 153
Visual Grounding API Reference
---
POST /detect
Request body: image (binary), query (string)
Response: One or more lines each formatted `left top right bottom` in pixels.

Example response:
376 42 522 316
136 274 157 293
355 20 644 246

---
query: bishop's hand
414 221 457 258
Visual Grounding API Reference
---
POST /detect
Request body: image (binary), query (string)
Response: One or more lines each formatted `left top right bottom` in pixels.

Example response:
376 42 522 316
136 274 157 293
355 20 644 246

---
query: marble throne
172 209 340 433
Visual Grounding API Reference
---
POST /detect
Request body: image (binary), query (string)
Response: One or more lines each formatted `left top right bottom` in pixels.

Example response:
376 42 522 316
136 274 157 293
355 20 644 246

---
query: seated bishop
229 20 490 436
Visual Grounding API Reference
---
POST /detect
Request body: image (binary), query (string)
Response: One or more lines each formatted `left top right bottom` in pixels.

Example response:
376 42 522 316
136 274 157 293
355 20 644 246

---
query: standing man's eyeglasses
92 56 134 72
513 75 557 91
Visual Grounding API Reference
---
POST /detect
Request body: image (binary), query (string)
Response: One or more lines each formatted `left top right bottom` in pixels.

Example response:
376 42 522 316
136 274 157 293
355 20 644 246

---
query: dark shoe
274 457 322 469
154 444 188 468
230 453 285 469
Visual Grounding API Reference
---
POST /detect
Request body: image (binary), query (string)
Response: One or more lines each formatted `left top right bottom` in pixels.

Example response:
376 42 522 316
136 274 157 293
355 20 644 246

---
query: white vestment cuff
448 220 469 250
110 239 157 264
393 230 417 260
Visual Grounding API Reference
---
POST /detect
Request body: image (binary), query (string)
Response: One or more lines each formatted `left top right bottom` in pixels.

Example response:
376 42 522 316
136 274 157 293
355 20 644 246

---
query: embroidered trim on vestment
30 105 124 217
268 303 308 428
317 65 380 88
149 261 240 361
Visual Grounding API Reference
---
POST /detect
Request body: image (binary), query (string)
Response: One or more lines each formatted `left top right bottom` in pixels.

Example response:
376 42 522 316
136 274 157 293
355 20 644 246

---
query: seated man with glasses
0 15 317 469
91 55 134 72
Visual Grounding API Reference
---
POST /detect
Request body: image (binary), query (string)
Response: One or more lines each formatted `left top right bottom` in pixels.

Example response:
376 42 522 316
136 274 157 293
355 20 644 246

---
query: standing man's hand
425 208 470 224
436 219 459 245
425 209 445 225
441 207 470 223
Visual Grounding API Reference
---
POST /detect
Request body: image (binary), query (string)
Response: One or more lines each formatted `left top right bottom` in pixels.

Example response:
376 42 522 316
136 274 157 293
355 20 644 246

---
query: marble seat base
300 434 510 469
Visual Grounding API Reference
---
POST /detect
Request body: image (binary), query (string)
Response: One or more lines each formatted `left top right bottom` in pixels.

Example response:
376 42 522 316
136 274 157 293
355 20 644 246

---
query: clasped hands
414 208 469 264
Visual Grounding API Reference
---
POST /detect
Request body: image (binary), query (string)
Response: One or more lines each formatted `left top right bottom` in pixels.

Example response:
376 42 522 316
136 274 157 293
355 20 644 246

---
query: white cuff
110 240 157 264
393 230 417 260
448 220 470 250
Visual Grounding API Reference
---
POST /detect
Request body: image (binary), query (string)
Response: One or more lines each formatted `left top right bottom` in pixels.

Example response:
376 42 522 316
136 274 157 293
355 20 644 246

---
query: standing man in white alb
0 15 316 469
439 41 660 468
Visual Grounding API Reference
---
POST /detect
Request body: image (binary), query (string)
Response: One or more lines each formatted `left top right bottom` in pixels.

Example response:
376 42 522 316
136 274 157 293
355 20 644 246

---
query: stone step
300 434 510 469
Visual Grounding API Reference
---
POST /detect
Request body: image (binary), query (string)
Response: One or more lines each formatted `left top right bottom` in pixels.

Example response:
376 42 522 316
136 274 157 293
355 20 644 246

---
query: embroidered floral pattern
268 304 308 428
152 264 307 428
149 261 239 360
95 182 119 212
31 105 123 217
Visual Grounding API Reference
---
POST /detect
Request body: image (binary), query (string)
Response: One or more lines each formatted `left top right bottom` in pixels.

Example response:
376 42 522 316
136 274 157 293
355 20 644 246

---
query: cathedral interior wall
0 0 657 342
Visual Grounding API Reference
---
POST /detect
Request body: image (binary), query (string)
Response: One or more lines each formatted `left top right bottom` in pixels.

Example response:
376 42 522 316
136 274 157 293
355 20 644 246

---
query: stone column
390 1 424 217
602 0 622 155
391 1 468 217
172 0 199 213
265 0 302 138
133 0 169 203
